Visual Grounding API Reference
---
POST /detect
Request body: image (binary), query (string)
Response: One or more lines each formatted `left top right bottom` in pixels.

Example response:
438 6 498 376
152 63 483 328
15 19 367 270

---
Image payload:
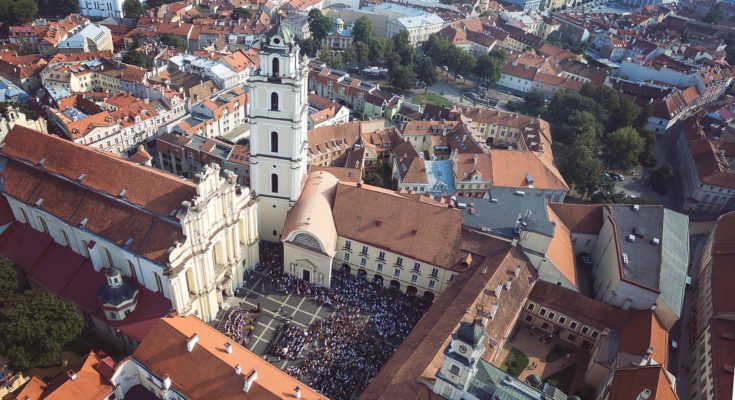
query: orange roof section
133 316 326 400
610 365 679 400
619 310 669 366
545 205 579 288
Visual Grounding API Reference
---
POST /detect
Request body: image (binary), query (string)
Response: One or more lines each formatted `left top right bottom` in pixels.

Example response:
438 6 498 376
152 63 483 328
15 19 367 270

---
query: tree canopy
556 110 601 145
606 126 645 170
308 9 333 42
0 256 23 306
36 0 77 17
122 50 151 69
352 16 372 44
160 32 188 50
123 0 144 18
415 55 438 92
232 7 250 20
561 140 604 198
0 0 37 24
0 289 83 371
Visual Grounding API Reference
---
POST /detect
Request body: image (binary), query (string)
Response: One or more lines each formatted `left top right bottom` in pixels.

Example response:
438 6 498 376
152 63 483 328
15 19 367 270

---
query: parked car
456 74 464 80
442 65 449 71
611 173 624 181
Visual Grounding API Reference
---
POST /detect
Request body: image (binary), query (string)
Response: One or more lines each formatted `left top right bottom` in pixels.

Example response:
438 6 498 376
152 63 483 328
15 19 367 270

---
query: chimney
224 342 232 354
67 370 77 381
162 374 172 390
243 369 257 392
637 388 652 400
295 386 302 399
356 180 363 188
235 364 242 375
187 333 199 352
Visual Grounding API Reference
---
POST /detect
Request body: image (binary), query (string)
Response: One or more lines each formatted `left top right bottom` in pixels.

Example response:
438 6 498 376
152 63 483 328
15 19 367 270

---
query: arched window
127 260 137 280
104 247 114 268
61 230 70 246
19 208 29 223
272 57 280 76
270 92 278 111
270 131 278 153
38 216 48 233
271 173 279 193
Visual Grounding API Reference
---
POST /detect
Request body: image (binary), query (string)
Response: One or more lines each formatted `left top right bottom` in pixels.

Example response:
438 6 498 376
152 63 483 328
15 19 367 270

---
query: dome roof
335 18 345 25
456 321 484 347
98 270 139 307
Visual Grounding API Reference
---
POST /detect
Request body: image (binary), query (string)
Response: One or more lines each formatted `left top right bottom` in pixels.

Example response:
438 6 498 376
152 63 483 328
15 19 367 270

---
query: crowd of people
218 307 259 346
254 242 432 399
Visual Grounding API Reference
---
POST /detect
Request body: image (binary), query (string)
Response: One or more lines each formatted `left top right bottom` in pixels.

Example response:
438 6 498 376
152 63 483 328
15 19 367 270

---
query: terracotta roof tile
547 203 604 234
619 310 669 366
609 365 679 400
545 206 578 288
133 316 326 399
332 183 462 268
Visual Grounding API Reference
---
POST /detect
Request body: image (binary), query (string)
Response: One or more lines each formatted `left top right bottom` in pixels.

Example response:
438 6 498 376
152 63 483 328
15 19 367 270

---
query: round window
273 38 281 44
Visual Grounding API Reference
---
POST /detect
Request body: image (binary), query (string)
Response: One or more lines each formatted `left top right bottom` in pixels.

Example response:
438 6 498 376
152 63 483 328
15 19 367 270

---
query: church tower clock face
459 344 468 354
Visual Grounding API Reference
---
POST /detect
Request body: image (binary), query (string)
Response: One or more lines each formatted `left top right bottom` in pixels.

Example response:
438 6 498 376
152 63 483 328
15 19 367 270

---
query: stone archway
389 280 400 291
341 263 351 276
423 291 435 303
406 285 418 296
357 268 368 280
373 274 384 286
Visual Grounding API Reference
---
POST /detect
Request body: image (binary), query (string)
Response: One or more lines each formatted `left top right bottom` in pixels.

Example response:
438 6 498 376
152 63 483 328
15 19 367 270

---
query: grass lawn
545 343 572 363
500 348 529 377
412 93 452 107
543 364 577 394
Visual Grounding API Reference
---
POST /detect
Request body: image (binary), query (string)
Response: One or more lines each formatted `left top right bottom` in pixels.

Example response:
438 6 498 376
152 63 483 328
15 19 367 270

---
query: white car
456 74 464 80
442 65 449 71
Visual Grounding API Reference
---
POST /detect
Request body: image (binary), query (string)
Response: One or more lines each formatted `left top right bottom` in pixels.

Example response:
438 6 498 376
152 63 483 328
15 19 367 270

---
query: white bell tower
247 25 309 242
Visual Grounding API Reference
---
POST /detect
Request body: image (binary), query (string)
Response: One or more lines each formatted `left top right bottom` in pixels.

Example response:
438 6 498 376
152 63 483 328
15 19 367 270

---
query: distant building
282 11 311 41
78 0 125 18
688 212 735 400
320 18 354 51
308 93 350 129
57 24 114 54
677 118 735 214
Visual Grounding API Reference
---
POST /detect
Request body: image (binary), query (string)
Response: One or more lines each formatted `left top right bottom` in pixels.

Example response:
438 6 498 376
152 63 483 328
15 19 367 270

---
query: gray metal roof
459 191 555 239
659 208 689 318
466 360 567 400
610 205 689 317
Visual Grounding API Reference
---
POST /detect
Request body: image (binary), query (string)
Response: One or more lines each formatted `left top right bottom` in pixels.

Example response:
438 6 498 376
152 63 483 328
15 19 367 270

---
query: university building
0 126 260 323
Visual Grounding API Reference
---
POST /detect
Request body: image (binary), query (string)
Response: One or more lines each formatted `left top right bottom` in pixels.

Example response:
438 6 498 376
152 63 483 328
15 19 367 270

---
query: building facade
0 126 260 323
247 27 309 242
78 0 125 18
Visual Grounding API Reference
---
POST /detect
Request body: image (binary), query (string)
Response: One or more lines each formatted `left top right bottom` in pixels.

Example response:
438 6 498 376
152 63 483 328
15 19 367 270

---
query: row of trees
545 85 655 198
421 34 506 85
0 0 38 25
0 257 83 371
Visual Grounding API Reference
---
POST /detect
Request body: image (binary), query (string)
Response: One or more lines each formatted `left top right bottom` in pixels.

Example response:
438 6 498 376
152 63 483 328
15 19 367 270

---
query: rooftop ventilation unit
514 190 525 196
632 204 640 211
651 237 660 246
622 253 629 264
627 234 636 242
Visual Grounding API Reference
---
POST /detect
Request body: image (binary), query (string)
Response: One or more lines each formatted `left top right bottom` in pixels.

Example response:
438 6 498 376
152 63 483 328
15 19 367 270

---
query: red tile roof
0 222 172 341
133 316 326 399
609 365 679 400
619 310 669 366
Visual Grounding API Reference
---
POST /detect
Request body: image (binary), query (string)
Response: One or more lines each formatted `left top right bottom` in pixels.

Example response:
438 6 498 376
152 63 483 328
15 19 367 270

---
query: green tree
159 33 188 50
352 16 373 43
0 289 83 371
422 34 450 67
556 110 601 145
36 0 77 16
639 127 657 166
546 89 606 127
389 64 414 91
704 3 722 23
391 29 415 66
308 9 333 42
299 37 318 57
580 84 641 133
523 89 546 111
455 50 476 78
649 164 673 195
122 50 151 69
415 55 438 92
474 51 504 84
561 140 604 198
606 126 645 170
232 7 250 19
353 41 369 65
0 256 24 306
0 0 37 24
368 37 391 62
123 0 144 18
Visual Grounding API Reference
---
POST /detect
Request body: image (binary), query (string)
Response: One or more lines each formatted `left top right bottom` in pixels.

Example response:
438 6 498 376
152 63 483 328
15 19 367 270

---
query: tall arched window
271 173 279 193
61 230 70 246
38 216 48 233
272 57 280 76
270 131 278 153
104 247 114 268
270 92 278 111
19 208 29 223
